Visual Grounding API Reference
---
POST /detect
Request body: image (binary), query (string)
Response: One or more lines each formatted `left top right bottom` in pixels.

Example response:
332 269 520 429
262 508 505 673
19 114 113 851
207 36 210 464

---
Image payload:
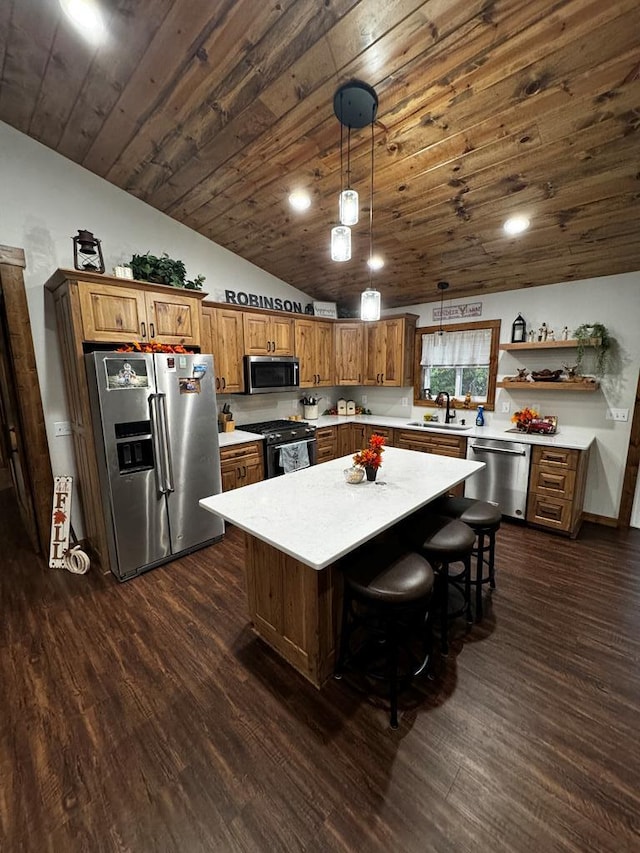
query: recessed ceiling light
288 190 311 212
367 254 384 271
60 0 105 43
503 215 530 235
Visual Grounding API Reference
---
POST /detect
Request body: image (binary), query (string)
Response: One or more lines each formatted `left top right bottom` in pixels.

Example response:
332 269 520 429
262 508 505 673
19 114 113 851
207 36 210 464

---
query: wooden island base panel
200 447 484 687
245 534 340 688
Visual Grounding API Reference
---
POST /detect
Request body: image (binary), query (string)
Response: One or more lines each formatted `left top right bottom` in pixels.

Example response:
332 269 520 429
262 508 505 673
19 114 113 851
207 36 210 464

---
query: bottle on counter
475 406 485 427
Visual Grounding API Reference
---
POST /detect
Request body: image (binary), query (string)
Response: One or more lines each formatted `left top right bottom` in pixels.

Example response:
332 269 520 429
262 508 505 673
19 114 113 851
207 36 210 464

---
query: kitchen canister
303 404 319 420
337 398 347 415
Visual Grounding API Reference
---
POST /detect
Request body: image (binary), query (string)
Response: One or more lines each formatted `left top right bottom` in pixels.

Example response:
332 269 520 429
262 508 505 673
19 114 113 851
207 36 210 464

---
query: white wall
0 119 312 532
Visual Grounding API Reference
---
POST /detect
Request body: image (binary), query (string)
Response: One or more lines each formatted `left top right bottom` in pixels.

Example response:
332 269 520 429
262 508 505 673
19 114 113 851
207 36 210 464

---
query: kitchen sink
406 421 472 431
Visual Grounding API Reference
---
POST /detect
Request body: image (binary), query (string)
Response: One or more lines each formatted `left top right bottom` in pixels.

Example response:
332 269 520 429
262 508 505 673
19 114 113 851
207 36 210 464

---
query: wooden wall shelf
499 338 601 351
497 380 599 391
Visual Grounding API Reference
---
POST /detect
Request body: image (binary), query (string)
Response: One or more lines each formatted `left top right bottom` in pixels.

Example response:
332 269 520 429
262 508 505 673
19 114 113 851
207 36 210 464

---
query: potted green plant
129 252 205 290
573 322 611 376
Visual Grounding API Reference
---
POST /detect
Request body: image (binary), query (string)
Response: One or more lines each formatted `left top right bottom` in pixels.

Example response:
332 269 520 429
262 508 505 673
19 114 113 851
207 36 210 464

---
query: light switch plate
401 397 408 407
501 401 510 413
54 421 72 436
361 395 367 405
607 408 629 422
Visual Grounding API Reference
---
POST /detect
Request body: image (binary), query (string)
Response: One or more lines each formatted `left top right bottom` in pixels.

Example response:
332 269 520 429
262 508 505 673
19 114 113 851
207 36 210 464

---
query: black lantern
511 313 526 343
72 229 105 274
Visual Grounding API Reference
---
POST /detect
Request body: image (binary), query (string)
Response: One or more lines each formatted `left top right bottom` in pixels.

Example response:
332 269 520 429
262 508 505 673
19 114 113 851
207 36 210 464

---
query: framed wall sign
312 301 338 319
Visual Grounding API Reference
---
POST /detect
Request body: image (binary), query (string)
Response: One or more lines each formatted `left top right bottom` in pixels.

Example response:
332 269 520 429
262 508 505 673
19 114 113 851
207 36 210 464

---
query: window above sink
413 319 501 413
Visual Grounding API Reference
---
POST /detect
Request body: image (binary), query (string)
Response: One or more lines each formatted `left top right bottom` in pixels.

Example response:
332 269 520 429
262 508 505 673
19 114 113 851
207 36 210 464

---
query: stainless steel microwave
243 355 300 394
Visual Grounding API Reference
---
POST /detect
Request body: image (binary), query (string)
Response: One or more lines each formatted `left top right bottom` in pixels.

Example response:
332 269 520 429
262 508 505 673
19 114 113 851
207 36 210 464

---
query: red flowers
353 434 386 470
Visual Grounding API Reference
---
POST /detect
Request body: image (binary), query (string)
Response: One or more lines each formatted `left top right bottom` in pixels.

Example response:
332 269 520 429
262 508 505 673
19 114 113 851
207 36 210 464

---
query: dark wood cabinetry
527 444 590 537
295 319 334 387
315 426 337 463
201 305 245 393
219 441 264 491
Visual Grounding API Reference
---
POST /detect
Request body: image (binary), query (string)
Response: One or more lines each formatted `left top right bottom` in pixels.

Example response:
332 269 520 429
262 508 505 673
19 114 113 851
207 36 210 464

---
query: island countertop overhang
200 447 484 571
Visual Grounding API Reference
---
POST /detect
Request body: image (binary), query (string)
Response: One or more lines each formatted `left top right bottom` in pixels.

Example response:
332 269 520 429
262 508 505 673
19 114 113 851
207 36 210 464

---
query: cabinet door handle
242 465 247 478
237 467 241 479
380 373 384 383
216 377 220 390
222 377 226 390
272 340 276 352
266 340 271 353
141 322 147 339
150 323 155 339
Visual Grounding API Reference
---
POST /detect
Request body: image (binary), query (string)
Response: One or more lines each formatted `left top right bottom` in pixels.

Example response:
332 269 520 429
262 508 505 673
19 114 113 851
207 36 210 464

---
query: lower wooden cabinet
396 429 466 458
219 441 264 491
364 425 395 447
527 445 589 537
315 426 337 463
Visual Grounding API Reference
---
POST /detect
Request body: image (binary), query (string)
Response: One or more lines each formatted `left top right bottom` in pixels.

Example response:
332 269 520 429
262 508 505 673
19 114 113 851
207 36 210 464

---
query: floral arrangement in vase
353 434 386 480
512 406 539 430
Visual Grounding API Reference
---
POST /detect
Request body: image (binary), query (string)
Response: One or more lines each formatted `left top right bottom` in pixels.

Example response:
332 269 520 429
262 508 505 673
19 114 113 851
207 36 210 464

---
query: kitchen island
200 447 483 687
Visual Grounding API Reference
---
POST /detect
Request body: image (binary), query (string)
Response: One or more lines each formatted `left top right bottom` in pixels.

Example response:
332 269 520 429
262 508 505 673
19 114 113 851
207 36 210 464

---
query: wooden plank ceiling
1 0 639 311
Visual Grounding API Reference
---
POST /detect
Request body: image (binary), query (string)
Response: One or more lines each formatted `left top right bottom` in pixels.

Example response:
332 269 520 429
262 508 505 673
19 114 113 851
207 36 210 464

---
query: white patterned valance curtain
421 329 492 367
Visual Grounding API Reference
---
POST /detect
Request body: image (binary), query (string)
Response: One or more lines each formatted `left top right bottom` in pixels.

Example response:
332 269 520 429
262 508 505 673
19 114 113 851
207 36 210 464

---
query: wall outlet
607 408 629 422
401 397 408 407
54 421 72 436
501 401 510 414
361 395 367 405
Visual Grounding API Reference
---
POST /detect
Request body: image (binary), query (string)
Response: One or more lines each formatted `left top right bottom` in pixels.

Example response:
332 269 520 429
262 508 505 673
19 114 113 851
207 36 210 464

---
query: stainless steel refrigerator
86 351 224 581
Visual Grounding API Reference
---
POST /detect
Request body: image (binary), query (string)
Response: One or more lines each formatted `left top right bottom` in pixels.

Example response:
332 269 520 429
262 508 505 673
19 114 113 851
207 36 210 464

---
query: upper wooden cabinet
295 319 334 388
201 306 245 394
364 316 417 387
335 322 364 385
77 279 202 346
243 311 294 355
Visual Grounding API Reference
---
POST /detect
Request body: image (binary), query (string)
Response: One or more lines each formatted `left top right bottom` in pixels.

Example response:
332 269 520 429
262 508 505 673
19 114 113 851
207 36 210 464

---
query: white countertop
218 429 265 448
310 414 595 451
200 446 484 570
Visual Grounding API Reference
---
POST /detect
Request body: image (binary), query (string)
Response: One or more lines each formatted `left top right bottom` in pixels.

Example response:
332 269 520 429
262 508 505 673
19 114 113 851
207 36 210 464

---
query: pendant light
331 81 378 266
361 101 380 321
435 281 449 342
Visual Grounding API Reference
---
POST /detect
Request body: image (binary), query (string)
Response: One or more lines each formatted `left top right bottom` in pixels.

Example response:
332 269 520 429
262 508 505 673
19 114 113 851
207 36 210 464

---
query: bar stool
335 541 435 729
405 514 476 655
434 496 501 622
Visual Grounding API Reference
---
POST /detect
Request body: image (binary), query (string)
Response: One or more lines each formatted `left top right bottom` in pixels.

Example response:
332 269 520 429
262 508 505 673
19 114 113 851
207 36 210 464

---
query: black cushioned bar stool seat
433 496 501 621
405 514 476 656
336 542 435 729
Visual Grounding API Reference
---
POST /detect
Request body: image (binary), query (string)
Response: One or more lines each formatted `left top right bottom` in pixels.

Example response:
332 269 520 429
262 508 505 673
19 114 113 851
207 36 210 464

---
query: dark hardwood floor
1 485 639 852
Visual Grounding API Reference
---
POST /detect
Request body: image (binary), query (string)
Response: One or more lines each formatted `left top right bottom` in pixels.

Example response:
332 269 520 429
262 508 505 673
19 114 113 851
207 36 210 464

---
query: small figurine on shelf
528 329 535 342
562 326 569 340
515 368 530 381
548 329 555 341
463 392 472 409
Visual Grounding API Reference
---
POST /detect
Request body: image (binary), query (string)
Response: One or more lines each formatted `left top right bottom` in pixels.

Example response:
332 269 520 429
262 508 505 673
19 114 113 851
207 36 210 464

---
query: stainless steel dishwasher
465 437 531 519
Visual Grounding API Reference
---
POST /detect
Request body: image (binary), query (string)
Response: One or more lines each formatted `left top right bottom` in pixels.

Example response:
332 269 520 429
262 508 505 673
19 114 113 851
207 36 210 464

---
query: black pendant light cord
437 281 449 335
369 108 374 286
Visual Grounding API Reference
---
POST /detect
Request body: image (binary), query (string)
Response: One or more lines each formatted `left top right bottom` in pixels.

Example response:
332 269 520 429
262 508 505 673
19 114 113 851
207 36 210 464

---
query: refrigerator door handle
149 394 169 494
157 393 175 493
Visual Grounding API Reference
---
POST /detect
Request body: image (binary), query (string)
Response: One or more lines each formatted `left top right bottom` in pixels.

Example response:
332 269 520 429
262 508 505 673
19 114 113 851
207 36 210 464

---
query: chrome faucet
435 391 455 423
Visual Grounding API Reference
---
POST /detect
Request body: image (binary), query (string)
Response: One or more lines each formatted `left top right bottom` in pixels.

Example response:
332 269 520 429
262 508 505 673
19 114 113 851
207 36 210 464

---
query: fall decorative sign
49 476 73 569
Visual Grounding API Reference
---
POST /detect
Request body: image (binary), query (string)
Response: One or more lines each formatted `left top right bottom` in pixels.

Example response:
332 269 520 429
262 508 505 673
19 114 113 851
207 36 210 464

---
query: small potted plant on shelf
353 434 386 481
573 322 611 376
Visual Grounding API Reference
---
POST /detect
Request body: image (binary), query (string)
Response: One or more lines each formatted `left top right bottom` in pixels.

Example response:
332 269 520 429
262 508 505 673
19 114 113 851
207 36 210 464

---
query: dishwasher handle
469 444 527 457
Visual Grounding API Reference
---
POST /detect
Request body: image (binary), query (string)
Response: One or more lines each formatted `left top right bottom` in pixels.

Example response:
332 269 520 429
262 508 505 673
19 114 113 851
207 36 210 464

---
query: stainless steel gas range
240 419 317 478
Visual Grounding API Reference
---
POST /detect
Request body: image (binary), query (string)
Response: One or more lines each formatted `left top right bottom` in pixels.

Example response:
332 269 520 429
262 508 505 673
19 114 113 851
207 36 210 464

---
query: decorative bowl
531 369 563 382
343 466 365 484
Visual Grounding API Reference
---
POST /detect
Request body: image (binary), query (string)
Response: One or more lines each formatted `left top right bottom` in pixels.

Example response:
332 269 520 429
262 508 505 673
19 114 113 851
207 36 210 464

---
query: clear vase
365 466 377 482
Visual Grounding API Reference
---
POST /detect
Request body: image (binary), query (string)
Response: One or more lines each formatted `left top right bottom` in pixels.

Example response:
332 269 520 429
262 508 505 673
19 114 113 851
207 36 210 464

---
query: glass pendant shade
361 287 381 321
331 225 351 262
339 189 359 225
